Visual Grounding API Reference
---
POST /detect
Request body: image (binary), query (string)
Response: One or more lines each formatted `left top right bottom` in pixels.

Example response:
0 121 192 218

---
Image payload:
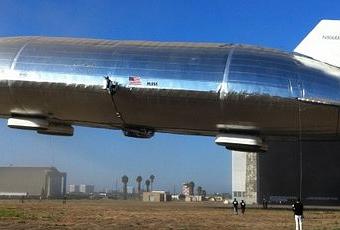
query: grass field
0 199 339 229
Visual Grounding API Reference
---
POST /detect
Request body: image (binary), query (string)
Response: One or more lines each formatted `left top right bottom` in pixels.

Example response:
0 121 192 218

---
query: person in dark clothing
240 200 246 215
292 199 304 230
262 198 268 209
232 198 239 215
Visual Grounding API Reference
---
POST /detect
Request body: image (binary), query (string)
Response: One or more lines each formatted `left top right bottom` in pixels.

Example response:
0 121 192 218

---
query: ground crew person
240 200 246 215
262 198 268 209
232 198 238 215
292 198 304 230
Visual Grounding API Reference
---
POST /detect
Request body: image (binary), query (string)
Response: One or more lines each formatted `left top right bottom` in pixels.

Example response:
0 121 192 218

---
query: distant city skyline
0 120 230 193
0 0 337 193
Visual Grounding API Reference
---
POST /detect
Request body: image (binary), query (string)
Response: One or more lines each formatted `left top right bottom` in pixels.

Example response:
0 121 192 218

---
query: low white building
185 195 202 202
127 186 135 194
143 191 171 202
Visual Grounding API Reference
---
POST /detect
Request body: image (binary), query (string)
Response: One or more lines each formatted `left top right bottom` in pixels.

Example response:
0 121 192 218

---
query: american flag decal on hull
129 76 142 85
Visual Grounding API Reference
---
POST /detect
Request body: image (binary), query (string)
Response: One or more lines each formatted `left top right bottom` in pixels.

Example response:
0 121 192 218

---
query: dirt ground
0 200 339 229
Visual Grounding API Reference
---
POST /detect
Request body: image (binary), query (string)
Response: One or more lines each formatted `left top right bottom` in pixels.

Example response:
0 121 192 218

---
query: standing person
292 198 304 230
262 198 268 209
232 198 239 215
240 200 246 215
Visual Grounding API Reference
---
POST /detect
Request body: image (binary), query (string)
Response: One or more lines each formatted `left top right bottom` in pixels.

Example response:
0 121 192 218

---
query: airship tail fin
294 20 340 68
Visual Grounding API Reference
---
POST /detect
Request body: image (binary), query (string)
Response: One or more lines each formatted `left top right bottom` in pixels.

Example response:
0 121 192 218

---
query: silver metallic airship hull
0 21 340 150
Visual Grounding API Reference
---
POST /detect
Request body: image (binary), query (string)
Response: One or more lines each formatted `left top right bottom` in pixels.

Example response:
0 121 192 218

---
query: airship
1 20 339 152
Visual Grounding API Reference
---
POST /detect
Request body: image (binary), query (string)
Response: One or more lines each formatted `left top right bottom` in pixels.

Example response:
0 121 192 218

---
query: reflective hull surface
0 37 339 140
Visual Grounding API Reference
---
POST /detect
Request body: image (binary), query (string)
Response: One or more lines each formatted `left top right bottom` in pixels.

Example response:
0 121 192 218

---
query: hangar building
232 140 340 205
0 167 66 198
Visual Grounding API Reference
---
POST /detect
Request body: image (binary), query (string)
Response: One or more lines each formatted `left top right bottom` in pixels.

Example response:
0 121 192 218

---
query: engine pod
8 117 49 130
215 133 267 152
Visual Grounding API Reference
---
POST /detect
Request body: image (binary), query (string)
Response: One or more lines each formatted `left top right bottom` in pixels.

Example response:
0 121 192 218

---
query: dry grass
0 199 339 229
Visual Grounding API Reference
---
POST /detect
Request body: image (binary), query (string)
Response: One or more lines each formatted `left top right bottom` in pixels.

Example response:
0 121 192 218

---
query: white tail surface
294 20 340 68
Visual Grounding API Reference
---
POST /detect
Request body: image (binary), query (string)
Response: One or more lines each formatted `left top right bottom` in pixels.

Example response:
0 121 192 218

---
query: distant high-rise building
68 184 80 193
79 184 94 194
182 183 192 196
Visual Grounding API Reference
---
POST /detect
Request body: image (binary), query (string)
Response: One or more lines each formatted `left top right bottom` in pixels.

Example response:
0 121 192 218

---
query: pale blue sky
0 0 337 193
